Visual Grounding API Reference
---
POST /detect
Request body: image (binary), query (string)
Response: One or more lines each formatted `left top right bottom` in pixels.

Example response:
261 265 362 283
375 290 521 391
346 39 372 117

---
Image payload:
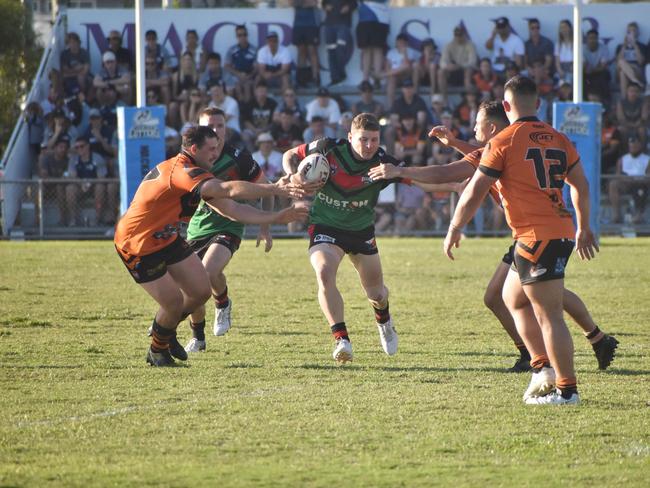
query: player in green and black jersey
283 113 407 363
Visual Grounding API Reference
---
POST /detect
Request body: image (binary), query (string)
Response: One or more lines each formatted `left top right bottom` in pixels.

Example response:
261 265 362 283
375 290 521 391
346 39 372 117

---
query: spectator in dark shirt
352 80 384 118
601 113 624 175
417 37 441 97
583 29 611 103
395 113 426 166
616 82 648 144
83 108 116 164
241 81 278 151
390 78 430 127
60 32 91 98
271 108 303 153
524 18 554 74
199 52 225 96
225 24 257 104
38 136 74 225
322 0 357 86
145 55 171 105
145 29 176 73
292 0 321 87
170 52 199 128
106 30 133 72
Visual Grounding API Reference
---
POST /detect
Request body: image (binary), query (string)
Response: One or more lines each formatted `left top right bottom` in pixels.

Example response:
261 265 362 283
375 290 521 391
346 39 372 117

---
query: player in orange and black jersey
370 100 618 373
444 76 600 405
114 126 308 366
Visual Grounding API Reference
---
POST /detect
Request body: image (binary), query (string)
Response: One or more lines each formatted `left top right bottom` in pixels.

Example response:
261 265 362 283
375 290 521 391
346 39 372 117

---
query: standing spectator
208 81 241 134
274 88 305 127
60 32 91 98
616 22 646 95
241 81 278 151
524 18 554 74
439 25 478 101
352 80 384 118
554 19 574 85
322 0 357 86
184 29 206 73
145 29 176 73
394 113 426 166
106 30 133 72
357 0 389 88
225 24 257 104
485 17 524 77
252 132 284 182
472 58 498 101
417 37 440 97
608 136 650 223
270 108 303 153
616 82 649 144
198 52 225 96
145 55 171 106
170 52 199 128
303 115 336 143
93 51 131 103
583 29 611 102
37 136 74 225
383 33 419 107
292 0 321 87
305 87 341 131
256 32 292 92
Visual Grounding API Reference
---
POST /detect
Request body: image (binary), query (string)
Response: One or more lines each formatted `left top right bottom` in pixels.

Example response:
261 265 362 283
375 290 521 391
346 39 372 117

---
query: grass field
0 237 648 487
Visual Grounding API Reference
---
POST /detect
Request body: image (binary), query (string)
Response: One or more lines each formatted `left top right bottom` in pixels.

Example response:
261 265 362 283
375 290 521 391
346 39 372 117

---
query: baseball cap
441 109 453 118
257 132 274 144
401 78 414 88
88 108 101 118
495 17 510 29
266 31 279 39
102 51 116 62
164 126 179 139
628 135 640 144
431 93 445 104
317 87 330 97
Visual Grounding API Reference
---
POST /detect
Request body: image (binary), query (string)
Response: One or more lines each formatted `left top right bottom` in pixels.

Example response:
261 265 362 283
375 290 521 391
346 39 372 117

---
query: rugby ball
297 153 330 184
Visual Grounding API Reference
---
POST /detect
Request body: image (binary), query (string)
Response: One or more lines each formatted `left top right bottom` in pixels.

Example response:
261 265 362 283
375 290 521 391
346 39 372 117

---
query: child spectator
395 113 426 166
303 115 335 143
170 52 199 128
271 108 303 153
274 88 305 128
145 55 171 105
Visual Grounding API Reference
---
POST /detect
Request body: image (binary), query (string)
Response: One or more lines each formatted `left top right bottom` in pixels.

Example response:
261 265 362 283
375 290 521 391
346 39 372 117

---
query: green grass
0 237 648 487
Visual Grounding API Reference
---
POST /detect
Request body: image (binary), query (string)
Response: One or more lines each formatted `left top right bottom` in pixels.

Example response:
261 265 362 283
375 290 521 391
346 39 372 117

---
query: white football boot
525 389 580 405
333 338 353 363
377 319 398 356
522 366 556 401
184 338 206 353
213 299 232 336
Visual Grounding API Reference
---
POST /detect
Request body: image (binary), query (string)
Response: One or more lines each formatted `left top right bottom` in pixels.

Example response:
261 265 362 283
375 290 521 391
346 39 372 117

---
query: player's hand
575 228 599 260
443 225 463 260
428 125 455 146
288 172 323 195
272 202 310 224
256 224 273 253
368 163 401 181
274 175 307 199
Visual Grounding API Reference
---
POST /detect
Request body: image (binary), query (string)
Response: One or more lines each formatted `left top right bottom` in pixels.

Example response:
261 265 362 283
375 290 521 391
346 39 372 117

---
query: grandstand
1 0 649 238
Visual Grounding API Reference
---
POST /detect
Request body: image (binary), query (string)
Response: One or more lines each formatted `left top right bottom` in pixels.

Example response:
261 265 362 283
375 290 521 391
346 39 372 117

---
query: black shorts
445 67 465 86
511 238 574 285
502 243 515 265
293 26 320 46
187 232 242 259
116 235 194 284
356 22 389 49
308 224 378 255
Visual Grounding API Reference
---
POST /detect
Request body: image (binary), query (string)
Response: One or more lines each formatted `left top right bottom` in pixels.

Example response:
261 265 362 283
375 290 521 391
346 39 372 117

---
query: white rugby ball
297 153 330 184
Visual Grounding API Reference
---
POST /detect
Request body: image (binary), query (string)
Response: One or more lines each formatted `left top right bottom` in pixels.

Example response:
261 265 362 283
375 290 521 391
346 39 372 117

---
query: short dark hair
182 125 217 149
504 75 538 98
207 52 221 62
67 32 81 43
479 100 509 127
586 29 599 37
396 33 408 42
187 29 198 37
528 18 540 26
351 113 381 132
145 29 157 38
310 115 325 123
236 24 247 32
198 107 226 122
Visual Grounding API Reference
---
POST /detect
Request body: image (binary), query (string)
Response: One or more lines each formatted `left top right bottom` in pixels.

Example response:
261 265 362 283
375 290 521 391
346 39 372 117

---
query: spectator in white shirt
382 33 420 107
252 132 284 182
485 16 524 76
554 19 574 84
305 87 341 131
256 31 292 92
208 81 241 134
608 136 650 223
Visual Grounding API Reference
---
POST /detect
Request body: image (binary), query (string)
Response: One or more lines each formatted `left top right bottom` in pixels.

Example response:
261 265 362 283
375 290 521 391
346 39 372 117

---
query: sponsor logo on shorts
554 258 567 274
529 266 547 278
314 233 336 244
365 238 377 248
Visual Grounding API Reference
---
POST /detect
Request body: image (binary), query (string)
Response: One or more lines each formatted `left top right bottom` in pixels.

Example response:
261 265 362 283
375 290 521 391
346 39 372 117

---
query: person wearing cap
60 32 91 98
383 33 420 107
352 80 384 118
256 31 292 92
524 18 554 74
485 16 524 76
253 132 284 182
270 108 304 153
417 37 440 97
106 30 134 72
225 24 258 104
322 0 357 86
439 25 478 101
306 87 341 131
208 80 240 134
609 136 650 223
93 50 132 103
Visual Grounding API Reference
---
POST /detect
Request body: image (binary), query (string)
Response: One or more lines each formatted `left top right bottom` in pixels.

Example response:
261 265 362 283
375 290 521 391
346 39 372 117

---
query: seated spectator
322 0 356 86
41 82 64 118
453 90 479 139
395 114 426 166
529 60 554 121
106 30 133 72
170 52 199 128
306 87 341 131
616 82 649 144
601 113 624 175
583 29 611 103
393 184 433 233
491 82 505 102
485 16 524 77
184 29 206 73
252 132 284 182
616 22 646 95
145 55 171 105
164 126 181 159
37 136 74 225
389 78 430 128
145 29 176 73
67 136 115 226
554 19 574 85
473 58 498 101
383 33 419 107
241 81 278 151
64 91 91 132
357 0 390 88
292 0 321 87
256 32 292 92
524 18 554 74
608 136 650 223
198 52 225 96
225 24 257 104
336 111 354 139
554 80 573 103
41 109 78 154
208 81 241 134
429 93 445 126
352 80 384 118
271 108 303 153
24 102 45 163
417 37 440 96
439 25 477 100
303 115 335 143
93 51 131 103
429 109 461 165
60 32 91 98
274 88 305 127
96 84 125 133
82 108 117 166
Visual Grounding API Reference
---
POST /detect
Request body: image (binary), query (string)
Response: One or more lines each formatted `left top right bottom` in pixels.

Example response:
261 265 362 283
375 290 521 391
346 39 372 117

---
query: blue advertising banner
117 106 166 214
552 102 602 238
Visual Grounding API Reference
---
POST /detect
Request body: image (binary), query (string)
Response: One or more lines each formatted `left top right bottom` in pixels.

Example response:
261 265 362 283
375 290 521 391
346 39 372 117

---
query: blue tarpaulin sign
552 102 602 238
117 106 166 214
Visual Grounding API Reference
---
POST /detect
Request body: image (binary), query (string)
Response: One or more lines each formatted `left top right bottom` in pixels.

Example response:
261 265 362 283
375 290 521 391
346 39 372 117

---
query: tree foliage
0 0 42 157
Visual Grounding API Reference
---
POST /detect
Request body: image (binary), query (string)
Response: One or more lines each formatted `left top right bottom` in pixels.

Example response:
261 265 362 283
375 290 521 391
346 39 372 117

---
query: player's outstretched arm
205 198 309 225
200 177 305 202
428 125 480 156
566 161 599 260
369 160 474 184
443 171 495 260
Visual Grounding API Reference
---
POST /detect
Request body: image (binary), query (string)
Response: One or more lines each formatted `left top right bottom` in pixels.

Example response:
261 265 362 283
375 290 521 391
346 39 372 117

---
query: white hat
102 51 116 62
256 132 274 144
